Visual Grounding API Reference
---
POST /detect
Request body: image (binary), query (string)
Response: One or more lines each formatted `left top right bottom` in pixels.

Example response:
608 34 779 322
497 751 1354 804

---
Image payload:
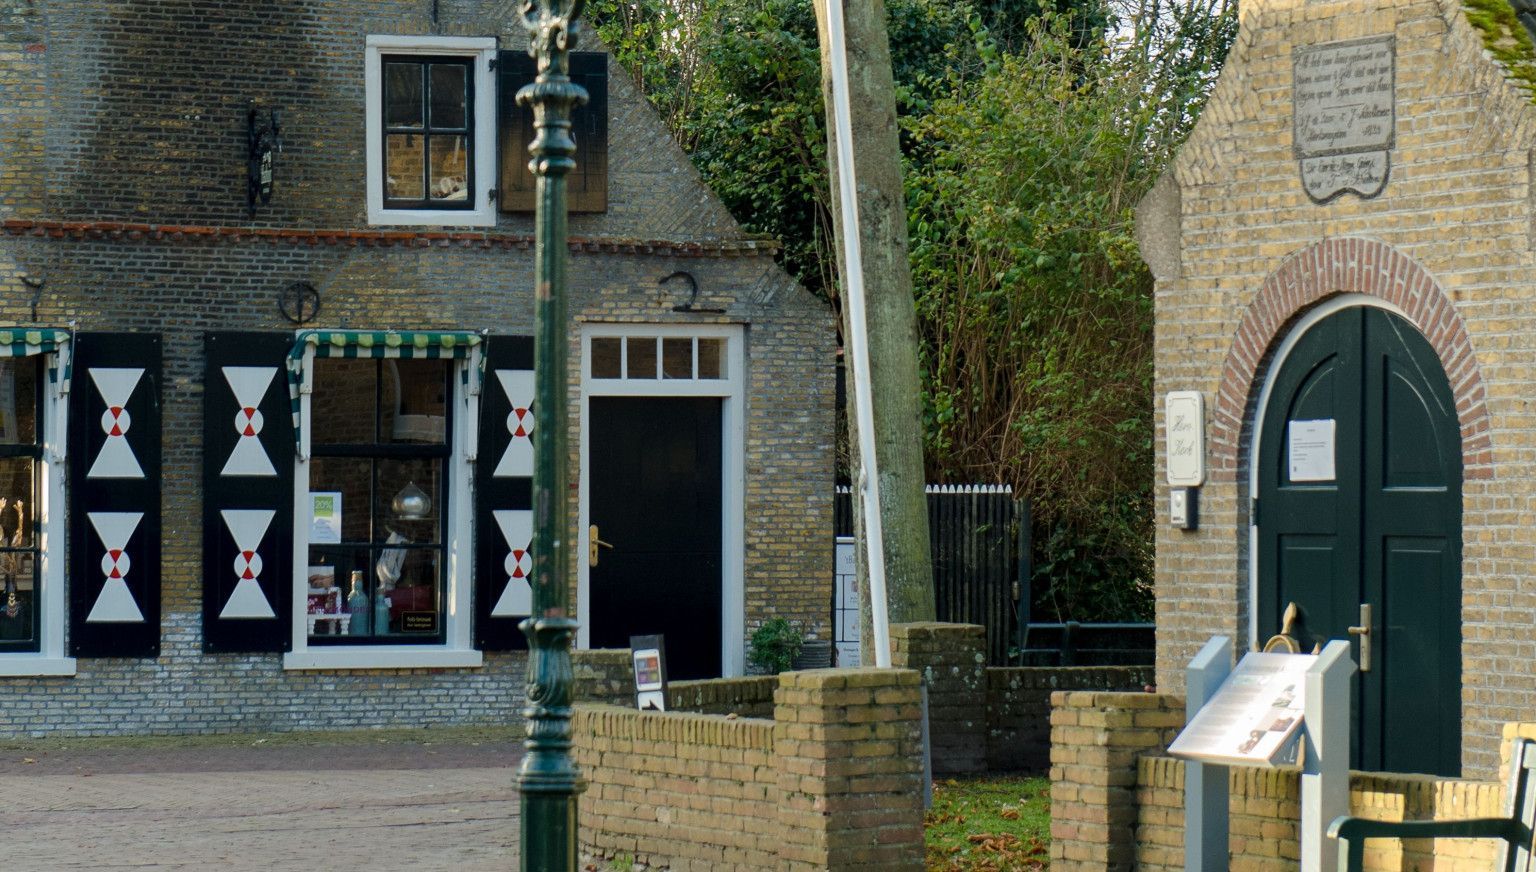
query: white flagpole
825 0 892 668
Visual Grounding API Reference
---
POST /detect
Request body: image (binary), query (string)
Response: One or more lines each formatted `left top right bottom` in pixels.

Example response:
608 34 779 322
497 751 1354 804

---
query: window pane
312 359 378 444
590 338 621 378
386 549 440 637
386 360 448 444
0 359 38 445
428 136 468 201
377 458 442 545
429 63 467 129
309 457 373 544
626 337 657 379
0 457 34 549
385 134 426 201
307 552 376 641
662 338 692 379
385 62 423 128
0 557 35 646
698 338 725 379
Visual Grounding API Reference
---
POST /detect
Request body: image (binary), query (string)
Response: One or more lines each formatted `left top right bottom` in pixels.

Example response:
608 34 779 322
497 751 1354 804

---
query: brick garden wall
0 0 835 736
986 665 1154 772
1050 690 1535 871
1135 759 1503 871
1140 0 1536 776
575 667 925 872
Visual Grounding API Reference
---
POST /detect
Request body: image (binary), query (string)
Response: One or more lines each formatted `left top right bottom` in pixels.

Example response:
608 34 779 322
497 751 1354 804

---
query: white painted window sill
282 647 484 671
365 207 496 227
0 656 77 677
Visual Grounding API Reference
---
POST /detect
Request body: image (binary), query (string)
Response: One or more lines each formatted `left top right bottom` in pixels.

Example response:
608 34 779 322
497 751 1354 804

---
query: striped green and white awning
0 327 72 386
286 330 484 460
0 328 72 461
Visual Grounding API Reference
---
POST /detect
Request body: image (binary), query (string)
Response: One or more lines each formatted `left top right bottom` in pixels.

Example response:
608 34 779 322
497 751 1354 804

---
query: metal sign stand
1179 637 1355 872
1184 636 1232 871
1302 641 1354 872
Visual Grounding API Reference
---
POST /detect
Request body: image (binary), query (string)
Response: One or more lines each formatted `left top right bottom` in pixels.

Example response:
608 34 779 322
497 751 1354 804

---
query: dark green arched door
1257 305 1461 776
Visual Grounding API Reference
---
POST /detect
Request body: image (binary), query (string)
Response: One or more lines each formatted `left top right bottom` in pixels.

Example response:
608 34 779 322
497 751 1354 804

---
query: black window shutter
475 334 535 651
498 51 608 213
68 332 162 658
201 332 294 653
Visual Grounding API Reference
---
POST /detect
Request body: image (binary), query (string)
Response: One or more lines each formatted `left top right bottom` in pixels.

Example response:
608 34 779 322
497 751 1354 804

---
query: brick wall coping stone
777 665 924 688
990 666 1154 689
0 219 782 258
891 622 986 640
667 676 777 710
1138 755 1504 815
574 703 775 752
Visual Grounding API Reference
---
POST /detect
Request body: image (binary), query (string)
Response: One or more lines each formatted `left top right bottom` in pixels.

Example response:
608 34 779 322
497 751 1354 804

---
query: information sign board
1168 652 1311 768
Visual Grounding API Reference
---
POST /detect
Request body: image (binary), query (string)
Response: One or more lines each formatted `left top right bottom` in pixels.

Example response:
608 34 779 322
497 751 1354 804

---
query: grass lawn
925 774 1051 871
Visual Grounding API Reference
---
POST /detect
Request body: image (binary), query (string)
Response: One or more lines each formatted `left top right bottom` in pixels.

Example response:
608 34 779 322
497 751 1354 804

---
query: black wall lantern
246 105 282 214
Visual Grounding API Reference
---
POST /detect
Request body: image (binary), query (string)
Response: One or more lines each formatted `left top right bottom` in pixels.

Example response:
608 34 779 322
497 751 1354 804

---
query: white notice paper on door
1288 419 1336 482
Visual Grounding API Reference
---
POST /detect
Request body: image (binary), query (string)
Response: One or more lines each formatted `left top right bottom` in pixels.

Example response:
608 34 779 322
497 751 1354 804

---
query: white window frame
365 35 498 227
576 323 747 676
283 350 481 671
0 353 74 677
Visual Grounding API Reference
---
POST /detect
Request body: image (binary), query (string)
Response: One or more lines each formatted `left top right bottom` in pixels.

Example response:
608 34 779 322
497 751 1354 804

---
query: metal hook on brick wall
19 275 44 322
660 270 724 314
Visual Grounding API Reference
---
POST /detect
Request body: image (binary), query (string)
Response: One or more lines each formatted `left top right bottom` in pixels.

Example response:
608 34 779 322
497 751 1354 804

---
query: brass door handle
588 524 613 567
1347 603 1372 673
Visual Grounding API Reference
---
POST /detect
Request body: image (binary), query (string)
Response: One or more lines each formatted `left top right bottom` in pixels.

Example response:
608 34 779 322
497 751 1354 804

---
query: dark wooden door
1257 306 1461 776
589 397 722 680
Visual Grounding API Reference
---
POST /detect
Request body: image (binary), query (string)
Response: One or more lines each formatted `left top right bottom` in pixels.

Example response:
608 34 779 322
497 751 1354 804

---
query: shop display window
305 358 449 646
0 358 40 652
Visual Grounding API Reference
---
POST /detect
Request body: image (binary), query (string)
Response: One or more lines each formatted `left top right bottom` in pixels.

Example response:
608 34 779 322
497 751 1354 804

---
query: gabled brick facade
0 0 834 736
1140 0 1536 776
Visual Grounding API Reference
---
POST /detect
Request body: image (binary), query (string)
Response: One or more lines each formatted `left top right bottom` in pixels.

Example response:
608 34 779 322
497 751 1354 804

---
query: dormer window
365 36 496 226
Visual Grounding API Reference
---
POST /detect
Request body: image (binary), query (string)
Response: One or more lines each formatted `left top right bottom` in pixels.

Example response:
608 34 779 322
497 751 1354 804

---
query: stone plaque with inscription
1293 36 1394 203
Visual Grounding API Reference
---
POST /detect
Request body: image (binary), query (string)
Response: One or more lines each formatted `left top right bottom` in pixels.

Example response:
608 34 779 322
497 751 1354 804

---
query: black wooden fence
834 484 1020 665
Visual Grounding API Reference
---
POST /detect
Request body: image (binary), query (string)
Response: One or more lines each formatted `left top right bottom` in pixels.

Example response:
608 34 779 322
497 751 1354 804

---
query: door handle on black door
1347 603 1372 672
589 524 614 567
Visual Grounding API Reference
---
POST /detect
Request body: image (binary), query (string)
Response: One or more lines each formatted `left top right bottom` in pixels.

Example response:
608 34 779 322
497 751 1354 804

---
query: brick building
1139 0 1536 778
0 1 834 735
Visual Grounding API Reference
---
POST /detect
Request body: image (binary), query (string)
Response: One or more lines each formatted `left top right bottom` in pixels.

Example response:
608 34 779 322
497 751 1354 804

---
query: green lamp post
516 0 588 869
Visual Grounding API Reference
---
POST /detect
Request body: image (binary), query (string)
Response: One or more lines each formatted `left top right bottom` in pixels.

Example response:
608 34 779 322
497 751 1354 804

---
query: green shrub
748 618 803 674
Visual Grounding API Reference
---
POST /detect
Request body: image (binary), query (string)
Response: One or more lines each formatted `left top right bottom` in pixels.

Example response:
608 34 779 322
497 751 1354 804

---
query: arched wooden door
1256 305 1461 776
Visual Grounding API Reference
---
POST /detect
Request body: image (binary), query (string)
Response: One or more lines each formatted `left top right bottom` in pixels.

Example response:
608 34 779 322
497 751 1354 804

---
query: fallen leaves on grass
925 775 1050 871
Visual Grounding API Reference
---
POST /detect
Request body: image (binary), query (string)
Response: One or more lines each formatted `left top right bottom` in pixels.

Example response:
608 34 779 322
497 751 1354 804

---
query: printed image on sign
634 649 663 689
309 492 342 544
1288 419 1336 482
1168 652 1311 768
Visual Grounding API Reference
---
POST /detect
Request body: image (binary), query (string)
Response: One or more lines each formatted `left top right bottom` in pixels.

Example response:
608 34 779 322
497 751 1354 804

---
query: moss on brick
1463 0 1536 101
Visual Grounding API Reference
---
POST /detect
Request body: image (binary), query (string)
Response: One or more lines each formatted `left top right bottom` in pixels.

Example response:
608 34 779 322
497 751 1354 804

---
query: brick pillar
1049 690 1184 872
889 621 987 775
773 668 925 871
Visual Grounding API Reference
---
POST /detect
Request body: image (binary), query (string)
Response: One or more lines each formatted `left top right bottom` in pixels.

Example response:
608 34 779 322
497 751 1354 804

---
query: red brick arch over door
1211 236 1492 482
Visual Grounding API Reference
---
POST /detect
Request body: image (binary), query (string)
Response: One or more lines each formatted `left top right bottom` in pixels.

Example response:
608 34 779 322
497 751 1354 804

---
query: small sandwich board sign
630 634 667 711
1168 651 1310 768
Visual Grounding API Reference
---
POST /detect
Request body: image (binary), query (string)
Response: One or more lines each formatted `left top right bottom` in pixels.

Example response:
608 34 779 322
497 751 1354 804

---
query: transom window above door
588 335 727 381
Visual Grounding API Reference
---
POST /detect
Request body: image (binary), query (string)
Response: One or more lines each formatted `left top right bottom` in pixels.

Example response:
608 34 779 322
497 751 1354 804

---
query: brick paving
0 739 523 871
